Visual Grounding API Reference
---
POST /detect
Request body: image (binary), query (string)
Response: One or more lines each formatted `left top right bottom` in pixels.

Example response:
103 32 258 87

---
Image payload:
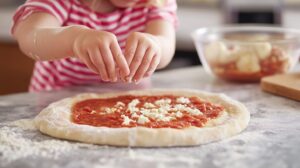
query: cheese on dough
121 115 134 125
128 99 140 113
176 97 190 104
137 115 150 124
154 99 171 106
143 102 155 108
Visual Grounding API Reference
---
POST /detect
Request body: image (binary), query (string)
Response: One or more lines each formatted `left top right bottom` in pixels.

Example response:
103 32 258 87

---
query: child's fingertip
113 77 118 82
126 70 130 76
123 68 130 76
126 76 132 83
135 79 142 84
145 72 151 77
102 78 109 82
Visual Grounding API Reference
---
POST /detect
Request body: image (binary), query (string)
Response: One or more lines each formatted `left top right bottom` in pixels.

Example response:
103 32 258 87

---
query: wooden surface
0 42 34 95
261 73 300 101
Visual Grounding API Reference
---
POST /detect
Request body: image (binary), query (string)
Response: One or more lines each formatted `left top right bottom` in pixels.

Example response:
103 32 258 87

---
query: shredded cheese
121 115 134 125
143 102 155 108
115 101 125 107
154 99 171 106
128 99 140 113
176 97 191 104
137 115 150 124
174 111 183 118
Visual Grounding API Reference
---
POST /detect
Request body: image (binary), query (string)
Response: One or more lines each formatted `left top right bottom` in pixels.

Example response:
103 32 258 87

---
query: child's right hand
72 28 130 82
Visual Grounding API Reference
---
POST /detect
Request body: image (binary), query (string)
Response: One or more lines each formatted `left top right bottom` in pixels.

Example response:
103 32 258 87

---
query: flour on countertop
7 118 37 130
0 119 201 167
1 101 300 168
0 119 100 164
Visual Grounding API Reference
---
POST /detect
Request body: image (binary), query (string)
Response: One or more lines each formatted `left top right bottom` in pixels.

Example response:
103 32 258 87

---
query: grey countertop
0 66 300 168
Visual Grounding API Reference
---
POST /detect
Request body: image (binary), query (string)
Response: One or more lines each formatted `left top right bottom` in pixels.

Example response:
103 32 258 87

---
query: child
12 0 177 92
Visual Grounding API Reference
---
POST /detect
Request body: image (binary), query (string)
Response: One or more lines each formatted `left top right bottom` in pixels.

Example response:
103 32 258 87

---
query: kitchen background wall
1 0 300 95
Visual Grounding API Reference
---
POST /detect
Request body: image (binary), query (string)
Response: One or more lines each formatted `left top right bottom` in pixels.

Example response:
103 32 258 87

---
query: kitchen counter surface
0 66 300 168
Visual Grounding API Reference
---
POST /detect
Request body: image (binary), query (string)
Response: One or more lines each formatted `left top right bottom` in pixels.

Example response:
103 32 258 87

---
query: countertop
0 66 300 168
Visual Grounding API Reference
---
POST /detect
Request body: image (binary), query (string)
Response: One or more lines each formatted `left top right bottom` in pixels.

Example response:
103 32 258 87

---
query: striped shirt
12 0 177 92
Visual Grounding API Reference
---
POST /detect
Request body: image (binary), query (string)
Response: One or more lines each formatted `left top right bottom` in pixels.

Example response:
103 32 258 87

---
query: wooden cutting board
261 73 300 101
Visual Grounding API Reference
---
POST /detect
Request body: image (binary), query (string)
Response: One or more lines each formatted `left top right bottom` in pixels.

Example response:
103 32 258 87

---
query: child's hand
73 29 130 82
124 32 161 83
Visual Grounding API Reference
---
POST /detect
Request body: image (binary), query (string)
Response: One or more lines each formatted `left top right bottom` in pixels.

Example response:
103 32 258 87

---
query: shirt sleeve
146 0 178 27
11 0 71 33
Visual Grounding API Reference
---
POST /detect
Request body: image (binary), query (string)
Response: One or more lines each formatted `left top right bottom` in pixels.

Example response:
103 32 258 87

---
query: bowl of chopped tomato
192 26 300 82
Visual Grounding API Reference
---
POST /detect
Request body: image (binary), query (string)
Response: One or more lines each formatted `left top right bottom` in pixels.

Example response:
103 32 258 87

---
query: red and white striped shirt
12 0 177 92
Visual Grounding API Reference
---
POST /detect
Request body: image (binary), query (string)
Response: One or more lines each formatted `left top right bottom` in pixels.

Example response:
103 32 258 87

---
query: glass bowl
192 26 300 82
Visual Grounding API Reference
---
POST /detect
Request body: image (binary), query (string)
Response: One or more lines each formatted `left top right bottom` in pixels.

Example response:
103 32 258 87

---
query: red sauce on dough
72 95 224 129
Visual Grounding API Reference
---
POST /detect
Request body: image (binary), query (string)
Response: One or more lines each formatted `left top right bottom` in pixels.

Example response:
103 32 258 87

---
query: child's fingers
100 45 117 82
74 45 99 74
110 42 130 77
125 35 139 65
128 42 148 82
82 54 98 74
133 48 155 82
144 54 160 78
88 49 109 81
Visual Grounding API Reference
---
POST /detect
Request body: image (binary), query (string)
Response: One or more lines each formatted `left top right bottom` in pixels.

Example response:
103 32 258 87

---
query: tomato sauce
72 95 224 129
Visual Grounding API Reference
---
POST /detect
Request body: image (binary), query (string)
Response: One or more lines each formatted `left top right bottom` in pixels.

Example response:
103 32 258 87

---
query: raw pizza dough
34 89 250 147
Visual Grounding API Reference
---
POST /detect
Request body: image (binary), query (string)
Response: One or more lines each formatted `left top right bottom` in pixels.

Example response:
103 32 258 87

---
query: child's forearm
145 20 176 69
155 35 175 69
15 25 87 61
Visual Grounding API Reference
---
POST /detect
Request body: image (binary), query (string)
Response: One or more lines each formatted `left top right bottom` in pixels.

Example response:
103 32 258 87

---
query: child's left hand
124 32 161 83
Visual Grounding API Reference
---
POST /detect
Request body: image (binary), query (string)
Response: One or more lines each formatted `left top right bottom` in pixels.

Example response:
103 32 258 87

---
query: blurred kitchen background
1 0 300 95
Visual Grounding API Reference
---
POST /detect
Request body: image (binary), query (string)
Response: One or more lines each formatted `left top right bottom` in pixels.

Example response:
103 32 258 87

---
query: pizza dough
34 89 250 147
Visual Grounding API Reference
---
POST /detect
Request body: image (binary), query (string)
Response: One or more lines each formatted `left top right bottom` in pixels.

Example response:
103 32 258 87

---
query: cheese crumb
128 99 140 113
137 115 150 124
143 102 155 108
186 108 203 115
140 108 151 116
154 99 171 106
115 101 125 107
121 115 133 125
157 116 174 122
173 104 186 111
158 107 168 114
159 104 171 111
176 97 190 104
174 111 183 118
131 113 140 118
104 107 116 114
147 113 163 119
129 99 140 107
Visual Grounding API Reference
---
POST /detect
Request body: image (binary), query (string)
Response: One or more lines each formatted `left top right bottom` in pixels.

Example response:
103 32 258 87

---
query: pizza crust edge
34 89 250 147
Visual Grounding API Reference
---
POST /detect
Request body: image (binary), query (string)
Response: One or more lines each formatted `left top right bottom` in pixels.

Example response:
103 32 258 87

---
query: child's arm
13 13 129 82
124 20 175 83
